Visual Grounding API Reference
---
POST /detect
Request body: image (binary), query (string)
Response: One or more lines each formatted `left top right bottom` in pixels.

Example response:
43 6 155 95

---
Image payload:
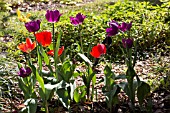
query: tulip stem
79 25 83 53
45 99 49 113
52 23 55 51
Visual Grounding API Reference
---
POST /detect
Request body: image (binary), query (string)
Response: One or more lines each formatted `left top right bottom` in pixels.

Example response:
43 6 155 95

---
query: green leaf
54 31 62 65
37 47 42 71
18 78 30 99
32 66 45 93
44 84 55 100
137 81 150 106
20 98 37 113
41 47 49 65
57 88 70 109
55 80 70 89
70 80 76 100
73 85 86 103
115 74 126 79
78 53 92 65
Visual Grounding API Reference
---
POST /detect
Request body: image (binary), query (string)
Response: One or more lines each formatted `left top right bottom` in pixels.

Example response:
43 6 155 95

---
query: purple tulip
106 27 118 36
119 22 132 32
45 10 62 23
109 20 119 28
122 38 133 48
25 20 41 32
18 67 32 78
70 13 86 26
106 20 119 36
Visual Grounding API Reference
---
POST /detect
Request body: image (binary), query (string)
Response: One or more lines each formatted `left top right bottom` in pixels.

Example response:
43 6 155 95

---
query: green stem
79 25 83 53
45 99 49 113
52 23 55 51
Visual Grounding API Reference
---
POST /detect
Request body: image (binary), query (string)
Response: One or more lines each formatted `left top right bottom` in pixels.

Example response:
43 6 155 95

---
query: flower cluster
70 13 86 26
106 20 132 36
17 10 134 78
106 20 133 48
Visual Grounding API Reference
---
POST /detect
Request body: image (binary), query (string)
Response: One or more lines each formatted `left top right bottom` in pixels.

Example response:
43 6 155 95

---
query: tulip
35 31 52 47
18 67 32 78
122 38 133 48
70 13 86 25
17 38 36 53
90 44 106 58
25 20 41 32
119 22 132 32
45 10 62 23
106 20 119 36
47 46 64 56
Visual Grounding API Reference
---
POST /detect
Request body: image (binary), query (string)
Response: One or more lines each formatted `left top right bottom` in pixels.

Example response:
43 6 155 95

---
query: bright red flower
35 31 52 47
17 38 36 53
47 46 64 56
90 44 106 58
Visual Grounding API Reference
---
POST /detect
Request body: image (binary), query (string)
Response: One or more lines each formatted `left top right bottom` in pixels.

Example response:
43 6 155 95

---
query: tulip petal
35 31 52 47
47 50 54 56
58 46 64 56
98 44 106 54
17 43 27 53
90 45 101 58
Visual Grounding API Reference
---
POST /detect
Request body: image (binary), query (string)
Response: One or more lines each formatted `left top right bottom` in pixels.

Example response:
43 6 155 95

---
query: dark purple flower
119 22 132 32
18 67 32 78
25 20 41 32
106 20 119 36
109 20 119 28
45 10 62 23
122 38 133 48
70 13 86 26
106 27 118 36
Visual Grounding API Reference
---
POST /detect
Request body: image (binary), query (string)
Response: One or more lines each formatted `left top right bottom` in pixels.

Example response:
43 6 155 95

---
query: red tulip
17 38 36 53
35 31 52 47
90 44 106 58
47 46 64 56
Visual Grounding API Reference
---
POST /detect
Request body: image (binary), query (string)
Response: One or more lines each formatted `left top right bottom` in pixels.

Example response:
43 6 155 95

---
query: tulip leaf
31 65 45 93
41 47 49 65
54 31 62 65
20 98 37 113
18 78 30 99
36 70 45 93
78 53 92 65
56 88 70 109
74 85 86 103
37 47 42 72
137 81 150 106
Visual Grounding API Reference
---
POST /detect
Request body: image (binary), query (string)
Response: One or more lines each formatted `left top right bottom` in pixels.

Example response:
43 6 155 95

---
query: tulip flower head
90 44 106 58
47 46 64 56
122 38 133 48
18 67 32 78
106 20 132 36
70 13 86 26
35 31 52 47
17 38 36 53
45 10 62 23
25 20 41 32
119 22 132 32
106 20 119 36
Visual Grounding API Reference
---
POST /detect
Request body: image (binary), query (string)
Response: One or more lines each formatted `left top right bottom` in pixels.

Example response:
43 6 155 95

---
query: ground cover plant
0 0 170 113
